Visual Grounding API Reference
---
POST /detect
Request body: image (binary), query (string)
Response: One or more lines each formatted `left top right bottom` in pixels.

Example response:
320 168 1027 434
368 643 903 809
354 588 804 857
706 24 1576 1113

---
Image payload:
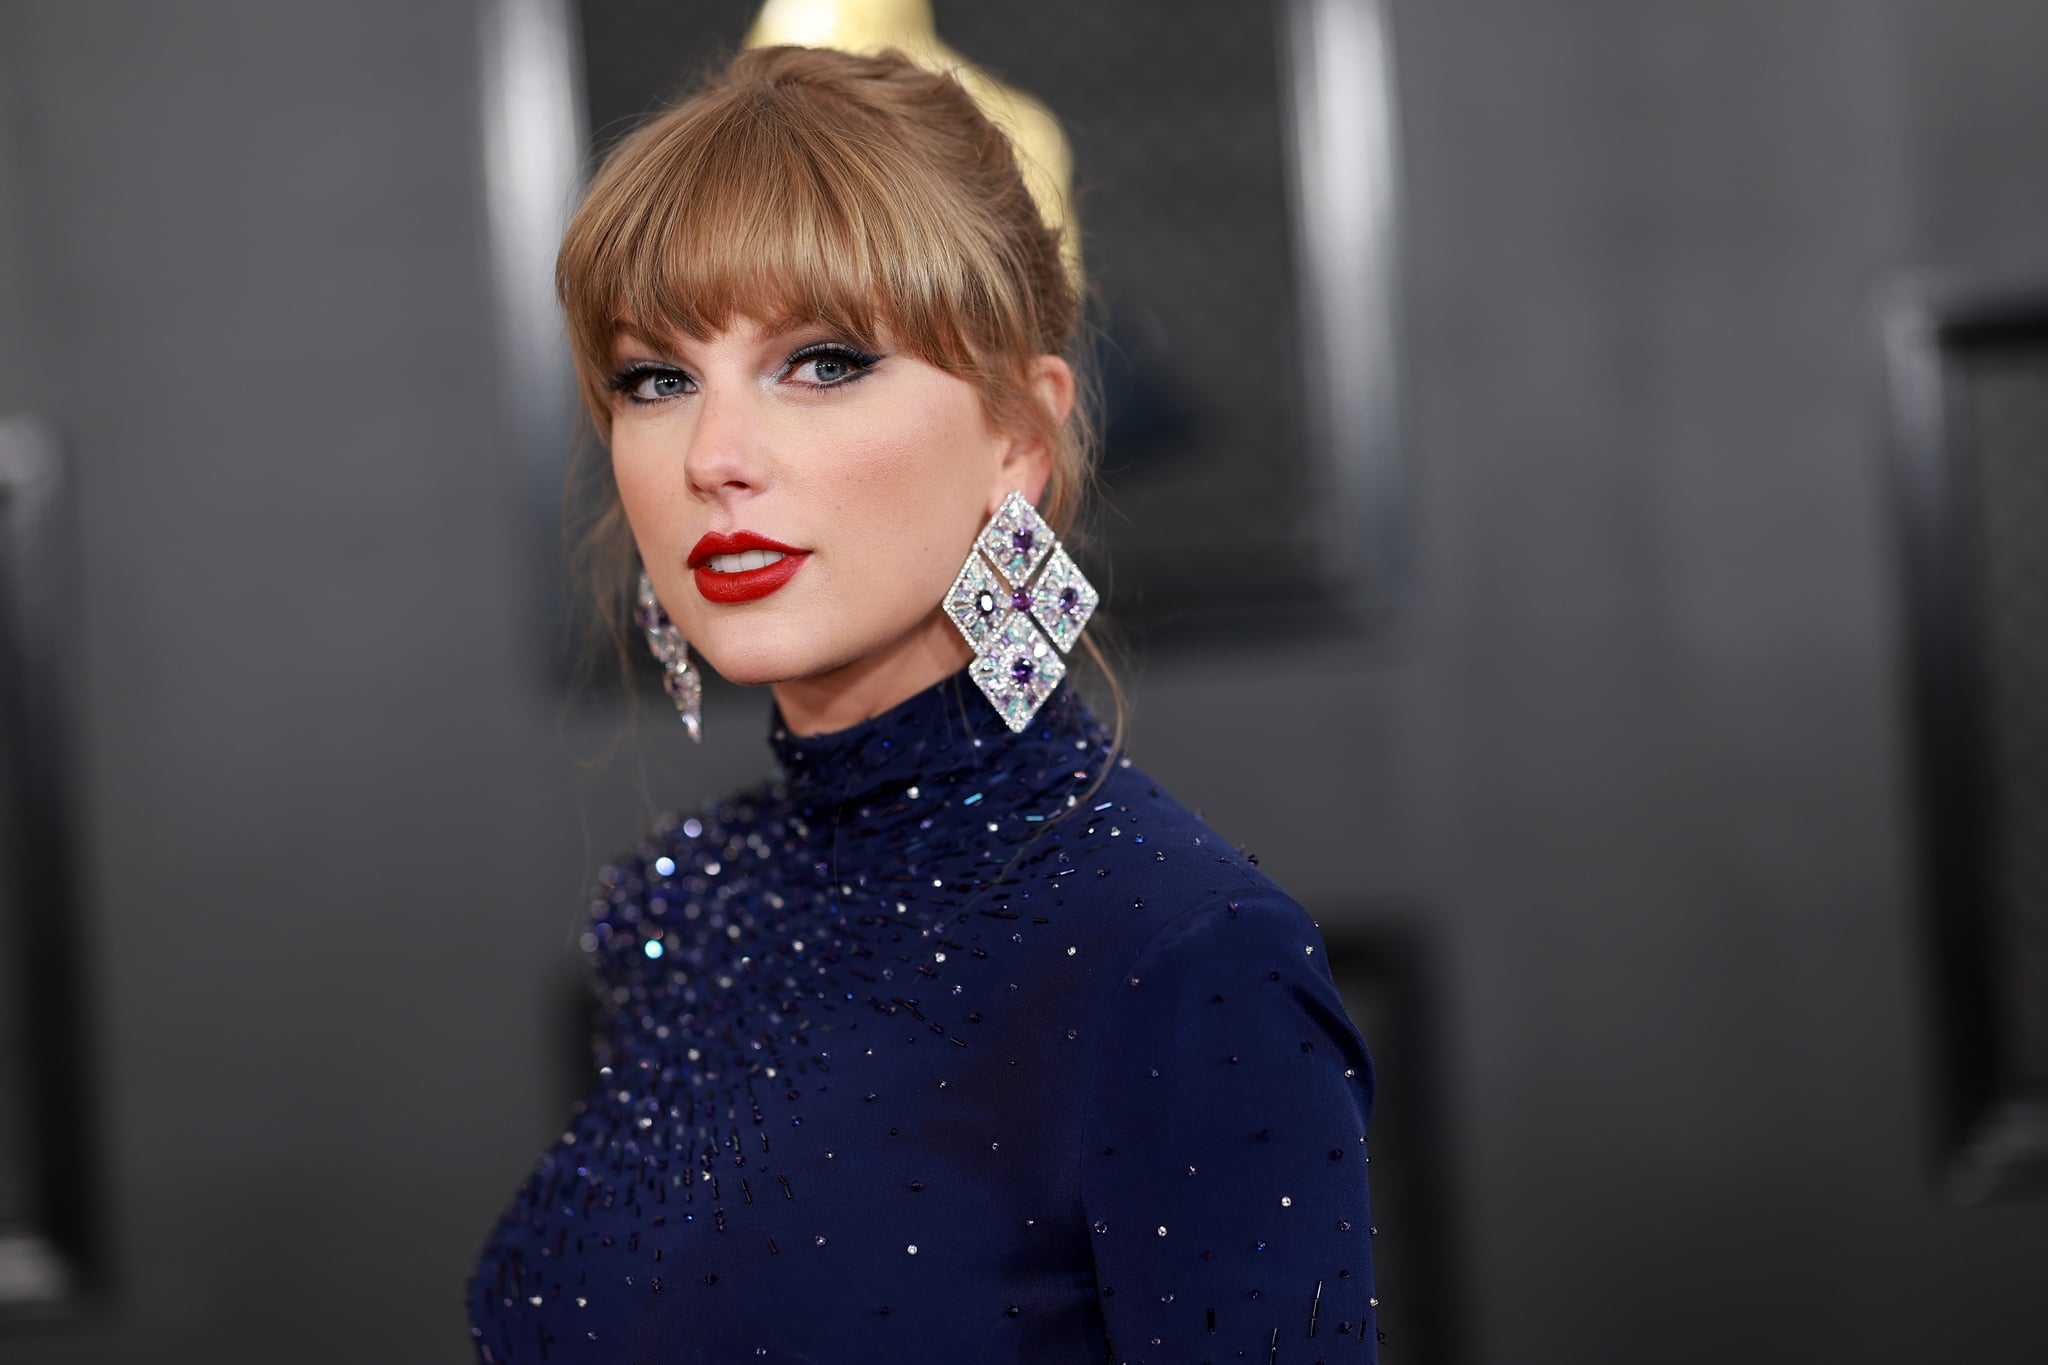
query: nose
683 388 765 501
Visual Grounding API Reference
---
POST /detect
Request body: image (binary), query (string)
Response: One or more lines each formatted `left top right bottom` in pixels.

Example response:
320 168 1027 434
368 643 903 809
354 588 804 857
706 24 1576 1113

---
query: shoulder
581 778 783 968
1077 748 1362 976
1065 754 1320 961
1025 756 1347 1068
595 778 780 888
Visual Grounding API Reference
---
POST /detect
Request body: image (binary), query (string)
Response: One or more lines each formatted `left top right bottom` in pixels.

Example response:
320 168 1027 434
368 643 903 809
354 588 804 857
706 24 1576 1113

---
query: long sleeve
1080 889 1379 1364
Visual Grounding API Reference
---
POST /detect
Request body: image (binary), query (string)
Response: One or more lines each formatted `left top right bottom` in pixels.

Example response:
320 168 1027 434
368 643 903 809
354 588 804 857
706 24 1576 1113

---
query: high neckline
768 667 1103 809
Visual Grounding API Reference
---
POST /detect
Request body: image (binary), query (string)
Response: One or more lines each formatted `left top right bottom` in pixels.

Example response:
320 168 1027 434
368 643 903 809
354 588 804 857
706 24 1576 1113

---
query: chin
690 634 837 690
693 649 789 689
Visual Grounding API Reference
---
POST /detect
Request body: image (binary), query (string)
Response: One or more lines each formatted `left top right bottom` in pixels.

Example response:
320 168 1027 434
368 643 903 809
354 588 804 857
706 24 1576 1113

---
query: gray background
4 0 2048 1361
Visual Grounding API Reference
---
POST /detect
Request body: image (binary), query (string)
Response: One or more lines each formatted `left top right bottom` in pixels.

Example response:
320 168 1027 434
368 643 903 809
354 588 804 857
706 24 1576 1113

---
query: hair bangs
560 79 1013 425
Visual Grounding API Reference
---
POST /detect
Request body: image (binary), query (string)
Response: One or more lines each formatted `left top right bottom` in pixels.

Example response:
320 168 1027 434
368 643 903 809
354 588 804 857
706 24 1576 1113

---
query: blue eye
609 365 692 403
787 344 880 388
801 355 854 384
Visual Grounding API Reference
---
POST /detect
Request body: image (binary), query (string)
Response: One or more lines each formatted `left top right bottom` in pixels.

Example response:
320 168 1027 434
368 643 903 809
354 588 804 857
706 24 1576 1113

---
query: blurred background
4 0 2048 1361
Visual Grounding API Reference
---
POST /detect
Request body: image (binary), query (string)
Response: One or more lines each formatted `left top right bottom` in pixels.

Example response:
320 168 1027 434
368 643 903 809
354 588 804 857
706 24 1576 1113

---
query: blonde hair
556 44 1121 730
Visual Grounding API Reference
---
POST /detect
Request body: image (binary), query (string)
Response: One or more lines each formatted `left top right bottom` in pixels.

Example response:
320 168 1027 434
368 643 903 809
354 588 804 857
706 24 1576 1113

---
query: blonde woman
469 45 1379 1364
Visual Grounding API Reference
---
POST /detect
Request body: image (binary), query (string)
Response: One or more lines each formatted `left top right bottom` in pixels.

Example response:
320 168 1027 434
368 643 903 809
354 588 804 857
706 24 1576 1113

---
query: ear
989 355 1075 511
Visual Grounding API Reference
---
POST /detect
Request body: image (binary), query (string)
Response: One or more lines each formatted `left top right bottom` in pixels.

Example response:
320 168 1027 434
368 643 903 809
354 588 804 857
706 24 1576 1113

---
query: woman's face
608 315 1054 720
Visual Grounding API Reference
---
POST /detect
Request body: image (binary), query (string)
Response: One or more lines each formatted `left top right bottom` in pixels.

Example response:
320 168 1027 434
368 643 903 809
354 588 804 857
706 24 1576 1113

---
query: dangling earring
943 491 1100 733
636 571 702 741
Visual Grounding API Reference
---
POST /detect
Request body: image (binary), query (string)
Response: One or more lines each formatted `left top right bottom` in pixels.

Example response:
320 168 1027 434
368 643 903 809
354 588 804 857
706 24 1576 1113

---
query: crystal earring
636 571 702 741
943 490 1100 733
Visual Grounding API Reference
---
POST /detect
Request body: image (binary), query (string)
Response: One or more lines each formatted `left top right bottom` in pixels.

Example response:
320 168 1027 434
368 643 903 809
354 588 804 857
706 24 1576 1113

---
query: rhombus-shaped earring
943 491 1099 733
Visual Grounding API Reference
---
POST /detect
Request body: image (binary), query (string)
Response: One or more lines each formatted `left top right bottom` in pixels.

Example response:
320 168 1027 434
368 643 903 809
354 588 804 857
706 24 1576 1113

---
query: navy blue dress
469 671 1379 1363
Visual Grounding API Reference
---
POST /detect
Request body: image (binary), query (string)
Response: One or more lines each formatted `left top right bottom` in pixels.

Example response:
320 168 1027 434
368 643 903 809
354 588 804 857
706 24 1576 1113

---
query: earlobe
997 449 1053 512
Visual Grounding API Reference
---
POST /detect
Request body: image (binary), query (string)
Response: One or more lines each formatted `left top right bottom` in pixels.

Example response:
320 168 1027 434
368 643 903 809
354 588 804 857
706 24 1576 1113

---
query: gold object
744 0 1080 283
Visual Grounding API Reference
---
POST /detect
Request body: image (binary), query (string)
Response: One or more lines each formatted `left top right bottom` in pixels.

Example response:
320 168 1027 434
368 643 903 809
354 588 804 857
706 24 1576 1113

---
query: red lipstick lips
688 531 810 604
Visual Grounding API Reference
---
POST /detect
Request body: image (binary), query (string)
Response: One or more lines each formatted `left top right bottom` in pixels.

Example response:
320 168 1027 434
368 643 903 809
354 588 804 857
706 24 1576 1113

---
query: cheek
829 394 990 557
608 426 688 549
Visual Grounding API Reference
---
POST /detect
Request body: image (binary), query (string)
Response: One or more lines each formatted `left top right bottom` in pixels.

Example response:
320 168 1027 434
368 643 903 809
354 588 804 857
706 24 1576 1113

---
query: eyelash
787 341 883 388
606 343 882 405
606 364 690 404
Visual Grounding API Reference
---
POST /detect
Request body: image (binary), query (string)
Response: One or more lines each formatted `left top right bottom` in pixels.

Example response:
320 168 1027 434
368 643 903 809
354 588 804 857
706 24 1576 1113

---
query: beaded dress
468 670 1379 1363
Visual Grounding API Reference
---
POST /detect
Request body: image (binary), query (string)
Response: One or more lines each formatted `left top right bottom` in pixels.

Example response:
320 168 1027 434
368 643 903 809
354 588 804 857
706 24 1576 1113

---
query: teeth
706 549 787 573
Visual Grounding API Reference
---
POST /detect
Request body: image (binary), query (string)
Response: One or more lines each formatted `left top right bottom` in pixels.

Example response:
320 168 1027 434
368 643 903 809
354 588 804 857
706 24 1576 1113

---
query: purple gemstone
1010 587 1033 612
1012 529 1035 555
1010 657 1035 682
1059 586 1080 613
975 591 996 615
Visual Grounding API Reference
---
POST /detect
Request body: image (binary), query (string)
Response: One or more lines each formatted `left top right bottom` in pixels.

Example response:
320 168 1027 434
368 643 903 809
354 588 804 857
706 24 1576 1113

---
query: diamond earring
636 571 702 741
943 491 1100 733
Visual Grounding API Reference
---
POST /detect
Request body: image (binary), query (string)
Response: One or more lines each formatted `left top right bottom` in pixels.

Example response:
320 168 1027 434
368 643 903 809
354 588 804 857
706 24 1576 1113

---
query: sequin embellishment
466 670 1378 1363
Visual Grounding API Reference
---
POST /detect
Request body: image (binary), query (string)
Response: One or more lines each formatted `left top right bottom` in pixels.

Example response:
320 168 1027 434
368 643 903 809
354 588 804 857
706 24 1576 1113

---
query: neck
770 609 974 737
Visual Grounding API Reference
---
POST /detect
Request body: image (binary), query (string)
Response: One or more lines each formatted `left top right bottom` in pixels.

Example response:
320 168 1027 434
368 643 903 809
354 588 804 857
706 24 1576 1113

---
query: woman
470 44 1379 1364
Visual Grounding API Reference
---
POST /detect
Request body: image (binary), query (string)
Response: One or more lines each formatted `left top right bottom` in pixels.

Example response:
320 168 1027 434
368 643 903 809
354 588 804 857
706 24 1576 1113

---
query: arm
1080 890 1380 1363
